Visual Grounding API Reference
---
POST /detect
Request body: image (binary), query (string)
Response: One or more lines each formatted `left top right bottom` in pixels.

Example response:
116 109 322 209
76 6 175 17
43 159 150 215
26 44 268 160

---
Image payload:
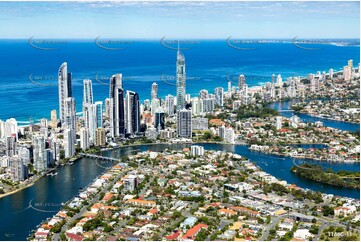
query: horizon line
0 37 359 40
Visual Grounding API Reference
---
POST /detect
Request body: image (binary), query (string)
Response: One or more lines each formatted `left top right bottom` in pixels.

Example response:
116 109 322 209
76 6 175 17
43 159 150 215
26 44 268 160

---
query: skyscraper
104 98 111 119
95 128 106 146
151 82 158 100
155 108 165 131
165 94 175 116
199 89 208 99
83 79 93 104
10 156 25 182
177 109 192 138
58 62 72 126
83 79 97 143
238 74 246 90
40 118 48 128
214 87 224 107
151 98 160 116
0 118 18 140
83 103 96 143
343 66 351 81
50 110 58 129
125 90 140 135
176 48 186 111
191 97 203 116
18 145 31 165
64 129 75 158
33 135 47 172
95 101 103 128
348 59 353 70
80 128 89 150
63 97 76 157
64 97 76 133
329 69 334 79
202 98 215 113
5 136 17 157
276 74 283 87
49 139 60 161
109 74 125 137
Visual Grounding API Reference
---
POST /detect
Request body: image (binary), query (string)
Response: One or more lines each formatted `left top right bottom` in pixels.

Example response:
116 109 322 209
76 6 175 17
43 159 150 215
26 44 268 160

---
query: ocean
0 39 359 124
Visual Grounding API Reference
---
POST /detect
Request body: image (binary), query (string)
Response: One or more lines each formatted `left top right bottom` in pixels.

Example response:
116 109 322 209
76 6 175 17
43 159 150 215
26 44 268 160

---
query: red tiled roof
66 232 84 241
102 193 114 201
181 223 208 239
148 208 158 214
165 231 181 240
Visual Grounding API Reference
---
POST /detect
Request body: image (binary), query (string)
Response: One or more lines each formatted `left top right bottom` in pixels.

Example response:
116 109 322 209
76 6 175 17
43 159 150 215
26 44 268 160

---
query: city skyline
0 2 360 241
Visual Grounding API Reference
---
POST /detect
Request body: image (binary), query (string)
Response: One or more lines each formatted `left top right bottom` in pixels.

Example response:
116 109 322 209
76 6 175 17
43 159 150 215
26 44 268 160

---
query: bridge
80 153 120 162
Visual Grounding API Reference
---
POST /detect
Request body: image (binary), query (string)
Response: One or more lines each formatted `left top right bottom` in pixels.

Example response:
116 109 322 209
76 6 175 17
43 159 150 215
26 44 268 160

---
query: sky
0 1 359 39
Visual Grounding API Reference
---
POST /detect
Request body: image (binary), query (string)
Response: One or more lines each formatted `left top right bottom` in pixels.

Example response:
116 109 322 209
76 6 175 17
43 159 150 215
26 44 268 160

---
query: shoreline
291 165 360 190
296 111 360 125
1 140 358 199
0 158 82 199
0 175 42 199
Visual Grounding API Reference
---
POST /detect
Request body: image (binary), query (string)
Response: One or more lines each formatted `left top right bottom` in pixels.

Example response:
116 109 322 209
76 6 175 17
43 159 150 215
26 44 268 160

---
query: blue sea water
0 40 359 123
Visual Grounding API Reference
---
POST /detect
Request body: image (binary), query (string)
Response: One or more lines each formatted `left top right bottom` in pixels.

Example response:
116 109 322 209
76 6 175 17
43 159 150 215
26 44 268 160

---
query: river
269 100 360 132
0 143 359 241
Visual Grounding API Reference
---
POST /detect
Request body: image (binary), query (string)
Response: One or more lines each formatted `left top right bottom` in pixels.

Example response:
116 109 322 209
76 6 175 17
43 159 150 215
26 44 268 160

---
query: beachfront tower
151 82 158 100
58 62 72 127
83 79 93 105
176 47 186 111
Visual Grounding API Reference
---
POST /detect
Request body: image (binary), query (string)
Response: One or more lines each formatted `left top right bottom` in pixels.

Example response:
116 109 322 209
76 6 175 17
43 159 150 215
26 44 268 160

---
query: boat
69 162 74 165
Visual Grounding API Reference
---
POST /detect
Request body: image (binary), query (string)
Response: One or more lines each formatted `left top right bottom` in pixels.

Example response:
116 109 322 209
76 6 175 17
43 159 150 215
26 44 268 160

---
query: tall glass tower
125 90 140 135
58 62 72 127
176 47 186 111
83 79 93 105
109 74 125 137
